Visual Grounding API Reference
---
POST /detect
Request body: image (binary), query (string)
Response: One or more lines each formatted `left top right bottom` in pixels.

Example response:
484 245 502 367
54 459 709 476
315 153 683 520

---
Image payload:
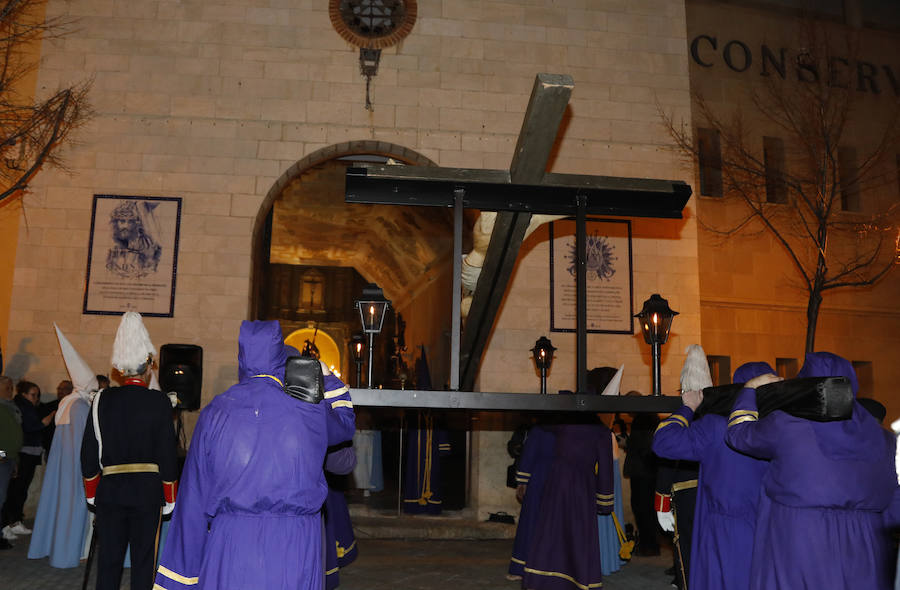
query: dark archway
248 140 437 320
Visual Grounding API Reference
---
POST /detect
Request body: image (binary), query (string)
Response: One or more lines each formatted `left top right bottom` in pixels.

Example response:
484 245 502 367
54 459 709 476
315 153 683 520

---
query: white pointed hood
55 323 99 424
600 365 624 396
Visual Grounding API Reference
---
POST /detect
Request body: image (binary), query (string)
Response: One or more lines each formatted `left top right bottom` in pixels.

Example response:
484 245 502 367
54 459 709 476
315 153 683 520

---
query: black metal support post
354 360 363 388
451 189 463 390
367 333 375 388
652 341 661 396
539 368 548 394
576 194 587 394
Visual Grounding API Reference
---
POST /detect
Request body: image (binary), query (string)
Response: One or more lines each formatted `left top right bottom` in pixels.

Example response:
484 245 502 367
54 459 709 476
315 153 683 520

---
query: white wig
680 344 713 392
111 311 156 376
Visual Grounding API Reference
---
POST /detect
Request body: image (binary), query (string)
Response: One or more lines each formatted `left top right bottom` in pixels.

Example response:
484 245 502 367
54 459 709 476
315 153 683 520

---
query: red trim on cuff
84 474 100 500
163 480 178 503
654 492 671 512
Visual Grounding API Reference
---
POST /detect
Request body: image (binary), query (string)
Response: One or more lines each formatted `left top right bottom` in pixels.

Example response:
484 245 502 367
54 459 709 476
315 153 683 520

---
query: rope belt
102 463 159 475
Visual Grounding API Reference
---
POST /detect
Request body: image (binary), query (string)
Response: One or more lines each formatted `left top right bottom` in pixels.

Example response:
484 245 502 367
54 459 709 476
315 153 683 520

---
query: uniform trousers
95 503 161 590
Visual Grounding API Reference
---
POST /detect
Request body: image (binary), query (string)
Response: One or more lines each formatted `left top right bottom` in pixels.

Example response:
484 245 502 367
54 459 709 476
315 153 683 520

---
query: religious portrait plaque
549 218 633 334
83 195 182 317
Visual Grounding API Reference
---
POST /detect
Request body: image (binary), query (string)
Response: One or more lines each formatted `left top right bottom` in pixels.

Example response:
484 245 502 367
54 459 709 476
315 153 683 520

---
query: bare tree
662 23 900 353
0 0 91 205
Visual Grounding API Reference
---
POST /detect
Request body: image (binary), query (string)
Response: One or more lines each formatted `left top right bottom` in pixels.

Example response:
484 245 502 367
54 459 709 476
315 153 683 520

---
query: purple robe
324 446 358 590
651 362 773 590
509 425 555 577
522 423 614 590
154 320 355 590
726 352 897 590
654 409 767 590
402 411 451 514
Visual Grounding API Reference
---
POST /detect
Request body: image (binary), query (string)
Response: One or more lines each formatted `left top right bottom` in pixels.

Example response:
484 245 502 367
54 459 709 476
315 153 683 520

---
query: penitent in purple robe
154 320 355 590
508 425 556 578
652 362 774 590
726 352 898 590
522 422 614 590
324 446 358 590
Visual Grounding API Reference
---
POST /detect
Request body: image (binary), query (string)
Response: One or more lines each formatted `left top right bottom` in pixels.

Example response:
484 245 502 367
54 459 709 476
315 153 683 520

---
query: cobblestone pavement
3 522 674 590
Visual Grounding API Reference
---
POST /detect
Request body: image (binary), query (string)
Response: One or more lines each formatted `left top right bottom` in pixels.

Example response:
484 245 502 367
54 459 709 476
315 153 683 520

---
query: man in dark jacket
0 376 22 550
81 312 178 590
622 391 660 557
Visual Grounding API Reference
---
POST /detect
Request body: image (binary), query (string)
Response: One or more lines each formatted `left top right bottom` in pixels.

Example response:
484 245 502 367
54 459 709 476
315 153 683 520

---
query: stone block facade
4 0 696 518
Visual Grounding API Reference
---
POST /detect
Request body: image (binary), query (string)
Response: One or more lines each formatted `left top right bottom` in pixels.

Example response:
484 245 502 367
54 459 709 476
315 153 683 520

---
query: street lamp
355 283 391 388
349 333 366 388
635 294 678 396
531 336 556 394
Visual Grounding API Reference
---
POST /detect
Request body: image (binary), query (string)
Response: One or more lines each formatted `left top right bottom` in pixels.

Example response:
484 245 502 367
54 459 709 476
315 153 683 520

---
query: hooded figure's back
155 320 333 590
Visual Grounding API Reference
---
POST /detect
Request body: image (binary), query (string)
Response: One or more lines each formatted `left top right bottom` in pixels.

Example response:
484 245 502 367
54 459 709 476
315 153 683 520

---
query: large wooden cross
345 73 691 413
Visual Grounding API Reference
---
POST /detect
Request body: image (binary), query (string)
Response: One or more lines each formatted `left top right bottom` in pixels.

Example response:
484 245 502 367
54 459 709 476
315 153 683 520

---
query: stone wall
688 0 900 417
6 0 697 518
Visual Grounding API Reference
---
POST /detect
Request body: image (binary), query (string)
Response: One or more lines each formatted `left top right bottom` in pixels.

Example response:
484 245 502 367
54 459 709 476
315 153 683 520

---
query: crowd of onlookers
0 373 108 550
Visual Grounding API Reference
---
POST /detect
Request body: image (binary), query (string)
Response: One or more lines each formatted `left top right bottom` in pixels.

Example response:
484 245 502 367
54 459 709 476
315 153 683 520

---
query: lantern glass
349 333 365 363
355 283 391 334
634 294 678 345
531 336 556 371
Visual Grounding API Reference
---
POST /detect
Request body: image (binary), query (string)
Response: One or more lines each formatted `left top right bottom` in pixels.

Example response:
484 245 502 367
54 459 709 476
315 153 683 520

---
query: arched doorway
249 141 467 513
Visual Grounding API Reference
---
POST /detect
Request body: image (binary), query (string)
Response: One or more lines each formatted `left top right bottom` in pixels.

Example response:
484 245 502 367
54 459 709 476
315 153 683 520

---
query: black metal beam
345 166 692 219
350 387 682 413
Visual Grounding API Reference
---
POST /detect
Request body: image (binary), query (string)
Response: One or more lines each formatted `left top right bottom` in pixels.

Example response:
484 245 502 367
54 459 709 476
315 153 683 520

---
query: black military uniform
655 458 699 590
81 378 178 590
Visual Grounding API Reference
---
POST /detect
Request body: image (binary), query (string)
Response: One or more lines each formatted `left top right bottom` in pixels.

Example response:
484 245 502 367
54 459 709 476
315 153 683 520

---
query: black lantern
355 283 391 388
531 336 556 394
349 333 366 388
634 294 678 395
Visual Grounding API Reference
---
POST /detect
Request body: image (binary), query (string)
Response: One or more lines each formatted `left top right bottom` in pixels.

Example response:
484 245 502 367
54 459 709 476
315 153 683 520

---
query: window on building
852 361 873 396
707 355 732 386
838 146 861 211
697 128 723 197
764 136 787 203
775 357 798 379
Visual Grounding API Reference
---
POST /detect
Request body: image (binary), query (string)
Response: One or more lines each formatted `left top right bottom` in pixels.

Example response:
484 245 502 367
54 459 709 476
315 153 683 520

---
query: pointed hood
796 352 859 396
237 320 287 382
111 311 157 376
415 346 432 390
796 352 881 462
680 344 713 392
733 361 775 384
586 366 618 395
600 365 624 396
55 323 99 424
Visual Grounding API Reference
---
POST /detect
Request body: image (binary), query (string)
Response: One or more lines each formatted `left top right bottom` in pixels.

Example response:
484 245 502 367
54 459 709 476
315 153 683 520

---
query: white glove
163 501 175 516
657 510 675 532
86 496 95 507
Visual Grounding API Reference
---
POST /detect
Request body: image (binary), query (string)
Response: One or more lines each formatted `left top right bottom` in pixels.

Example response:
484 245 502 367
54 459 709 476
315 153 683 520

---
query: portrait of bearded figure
105 200 163 278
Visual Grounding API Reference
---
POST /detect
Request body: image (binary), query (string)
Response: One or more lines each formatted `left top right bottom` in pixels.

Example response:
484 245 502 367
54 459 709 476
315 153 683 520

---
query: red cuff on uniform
83 473 100 500
654 491 671 512
163 480 178 504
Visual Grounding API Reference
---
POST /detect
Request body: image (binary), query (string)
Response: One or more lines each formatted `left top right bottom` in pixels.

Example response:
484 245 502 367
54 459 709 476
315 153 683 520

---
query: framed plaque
83 195 182 317
549 217 633 334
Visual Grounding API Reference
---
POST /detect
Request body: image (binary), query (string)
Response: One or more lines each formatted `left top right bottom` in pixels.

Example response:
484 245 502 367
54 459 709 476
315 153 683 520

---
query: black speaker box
159 344 203 411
